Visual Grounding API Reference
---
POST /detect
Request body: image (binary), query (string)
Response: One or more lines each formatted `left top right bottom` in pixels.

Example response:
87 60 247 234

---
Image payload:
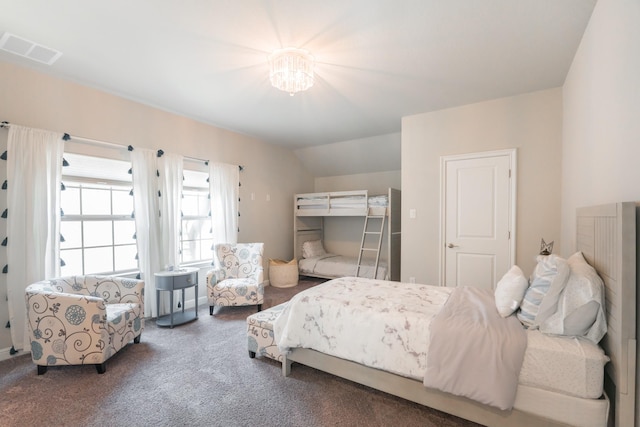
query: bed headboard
576 202 637 427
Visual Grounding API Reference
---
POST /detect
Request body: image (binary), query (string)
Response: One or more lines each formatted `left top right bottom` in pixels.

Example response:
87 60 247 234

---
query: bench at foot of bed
246 302 287 362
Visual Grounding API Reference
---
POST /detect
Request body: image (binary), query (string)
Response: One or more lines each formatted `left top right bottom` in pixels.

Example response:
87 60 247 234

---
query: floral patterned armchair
207 243 264 315
25 275 144 375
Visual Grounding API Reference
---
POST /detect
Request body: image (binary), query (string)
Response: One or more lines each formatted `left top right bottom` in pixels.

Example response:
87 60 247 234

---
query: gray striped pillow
517 255 570 327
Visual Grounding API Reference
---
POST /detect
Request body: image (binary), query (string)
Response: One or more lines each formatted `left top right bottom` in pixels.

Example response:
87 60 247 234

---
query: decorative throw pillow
517 254 570 328
540 252 607 343
494 265 529 317
302 240 326 259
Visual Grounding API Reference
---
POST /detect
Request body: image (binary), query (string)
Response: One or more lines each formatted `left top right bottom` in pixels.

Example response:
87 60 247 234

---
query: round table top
154 266 199 277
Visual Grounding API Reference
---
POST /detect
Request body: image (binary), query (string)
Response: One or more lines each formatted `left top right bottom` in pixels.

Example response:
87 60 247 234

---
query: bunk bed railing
295 190 368 216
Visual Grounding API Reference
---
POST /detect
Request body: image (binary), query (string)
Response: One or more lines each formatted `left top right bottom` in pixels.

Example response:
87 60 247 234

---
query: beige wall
561 0 640 254
314 170 400 194
561 2 640 420
0 61 314 355
295 133 400 178
401 88 563 285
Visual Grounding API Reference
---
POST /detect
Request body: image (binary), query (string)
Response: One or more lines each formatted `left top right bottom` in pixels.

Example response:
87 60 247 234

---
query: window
60 153 136 276
59 153 213 275
180 169 213 264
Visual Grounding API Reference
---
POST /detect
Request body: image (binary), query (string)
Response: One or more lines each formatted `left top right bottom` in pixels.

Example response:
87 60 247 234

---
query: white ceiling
0 0 596 150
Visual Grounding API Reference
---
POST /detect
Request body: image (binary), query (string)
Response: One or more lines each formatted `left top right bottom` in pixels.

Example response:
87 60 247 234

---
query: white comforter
273 276 452 379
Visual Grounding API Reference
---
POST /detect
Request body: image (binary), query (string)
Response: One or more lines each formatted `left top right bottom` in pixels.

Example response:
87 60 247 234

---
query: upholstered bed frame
282 202 638 427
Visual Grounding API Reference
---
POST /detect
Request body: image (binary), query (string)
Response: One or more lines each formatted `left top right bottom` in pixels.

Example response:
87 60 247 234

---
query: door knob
447 243 458 248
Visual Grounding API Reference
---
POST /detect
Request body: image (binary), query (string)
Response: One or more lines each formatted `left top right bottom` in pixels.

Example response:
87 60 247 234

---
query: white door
441 150 515 290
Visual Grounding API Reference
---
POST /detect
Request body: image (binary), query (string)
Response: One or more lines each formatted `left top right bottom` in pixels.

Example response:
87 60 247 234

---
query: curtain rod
0 120 243 170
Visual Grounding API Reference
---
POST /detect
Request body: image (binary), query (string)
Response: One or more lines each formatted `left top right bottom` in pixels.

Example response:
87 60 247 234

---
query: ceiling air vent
0 32 62 65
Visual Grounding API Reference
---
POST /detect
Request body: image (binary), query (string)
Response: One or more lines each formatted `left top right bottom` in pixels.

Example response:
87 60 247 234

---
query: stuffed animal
539 238 554 255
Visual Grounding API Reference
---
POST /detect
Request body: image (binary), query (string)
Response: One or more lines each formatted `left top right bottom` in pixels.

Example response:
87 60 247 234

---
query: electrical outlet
409 277 416 283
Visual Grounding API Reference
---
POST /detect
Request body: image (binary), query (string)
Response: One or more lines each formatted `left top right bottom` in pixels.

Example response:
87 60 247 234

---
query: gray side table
155 267 199 328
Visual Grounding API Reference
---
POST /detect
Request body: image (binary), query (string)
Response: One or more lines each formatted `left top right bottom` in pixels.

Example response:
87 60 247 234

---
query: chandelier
269 48 314 96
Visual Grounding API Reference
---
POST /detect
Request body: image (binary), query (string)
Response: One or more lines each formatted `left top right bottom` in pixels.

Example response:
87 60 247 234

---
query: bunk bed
293 188 401 281
277 202 638 427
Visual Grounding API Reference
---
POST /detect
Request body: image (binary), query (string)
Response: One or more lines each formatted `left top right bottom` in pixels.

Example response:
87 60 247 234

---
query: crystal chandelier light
269 48 314 96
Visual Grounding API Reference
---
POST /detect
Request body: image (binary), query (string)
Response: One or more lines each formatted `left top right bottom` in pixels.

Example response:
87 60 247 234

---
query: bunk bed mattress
274 277 608 402
329 195 366 207
296 195 329 210
327 194 388 207
298 254 387 280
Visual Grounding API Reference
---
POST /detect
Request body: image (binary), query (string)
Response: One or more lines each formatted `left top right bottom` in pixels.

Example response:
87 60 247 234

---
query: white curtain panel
130 148 163 318
158 153 183 269
209 162 239 247
6 125 64 351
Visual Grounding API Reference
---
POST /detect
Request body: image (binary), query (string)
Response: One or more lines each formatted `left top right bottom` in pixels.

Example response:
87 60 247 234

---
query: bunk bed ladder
355 214 386 279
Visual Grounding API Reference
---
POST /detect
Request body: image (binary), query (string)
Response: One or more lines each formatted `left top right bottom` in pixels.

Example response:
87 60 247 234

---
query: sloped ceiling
294 133 401 177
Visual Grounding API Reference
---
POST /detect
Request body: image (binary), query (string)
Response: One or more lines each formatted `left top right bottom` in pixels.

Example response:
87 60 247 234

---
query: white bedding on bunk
298 254 387 280
367 195 388 206
274 277 608 403
327 194 388 207
330 195 365 207
296 194 388 209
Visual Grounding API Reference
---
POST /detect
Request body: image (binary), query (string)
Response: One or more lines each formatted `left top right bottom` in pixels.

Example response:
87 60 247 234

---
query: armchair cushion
211 278 263 306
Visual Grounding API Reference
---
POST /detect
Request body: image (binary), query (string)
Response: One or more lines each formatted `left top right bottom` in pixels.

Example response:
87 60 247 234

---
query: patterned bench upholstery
246 302 287 362
25 275 145 374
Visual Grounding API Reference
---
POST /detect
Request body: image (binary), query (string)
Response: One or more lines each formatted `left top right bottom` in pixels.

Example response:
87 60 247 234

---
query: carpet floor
0 277 481 427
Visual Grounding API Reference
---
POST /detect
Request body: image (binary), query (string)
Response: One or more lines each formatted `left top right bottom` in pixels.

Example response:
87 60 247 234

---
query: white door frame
438 148 517 286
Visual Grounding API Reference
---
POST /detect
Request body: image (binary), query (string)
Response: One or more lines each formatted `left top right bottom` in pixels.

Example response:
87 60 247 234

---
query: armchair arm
252 267 265 286
25 285 110 366
206 268 224 286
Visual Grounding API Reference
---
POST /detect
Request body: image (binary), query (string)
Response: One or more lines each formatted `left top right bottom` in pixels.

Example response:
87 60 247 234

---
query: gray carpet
0 277 481 427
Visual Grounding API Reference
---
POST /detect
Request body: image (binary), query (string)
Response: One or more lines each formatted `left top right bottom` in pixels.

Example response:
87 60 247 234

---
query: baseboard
0 346 18 362
194 295 208 309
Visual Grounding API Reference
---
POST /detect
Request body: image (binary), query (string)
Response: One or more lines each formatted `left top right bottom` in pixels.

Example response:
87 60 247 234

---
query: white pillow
540 252 607 343
517 254 570 328
494 265 529 317
302 240 326 259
